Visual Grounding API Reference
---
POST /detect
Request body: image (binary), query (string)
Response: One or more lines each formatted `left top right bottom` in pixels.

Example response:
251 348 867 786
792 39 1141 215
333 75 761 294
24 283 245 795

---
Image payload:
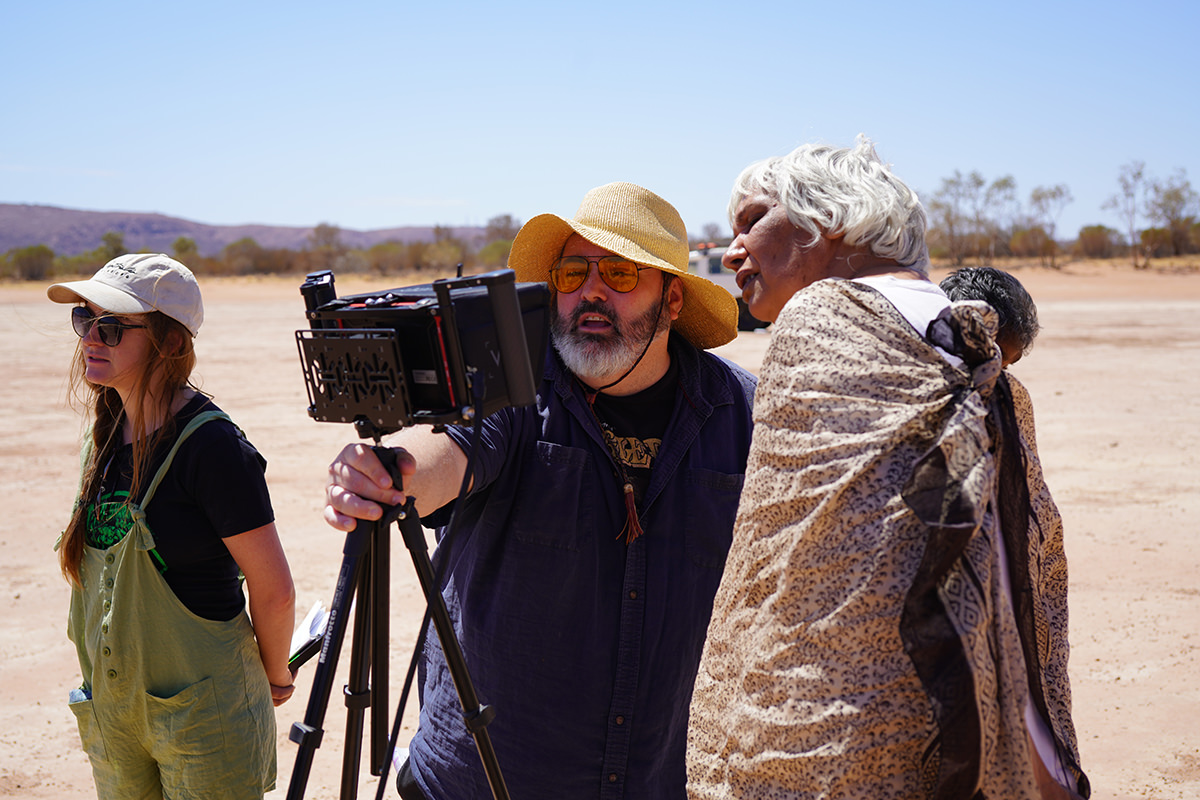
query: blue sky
3 0 1196 242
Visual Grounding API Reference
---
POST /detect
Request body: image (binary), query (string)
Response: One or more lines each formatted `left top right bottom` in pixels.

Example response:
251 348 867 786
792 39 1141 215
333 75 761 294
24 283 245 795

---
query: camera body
297 269 549 434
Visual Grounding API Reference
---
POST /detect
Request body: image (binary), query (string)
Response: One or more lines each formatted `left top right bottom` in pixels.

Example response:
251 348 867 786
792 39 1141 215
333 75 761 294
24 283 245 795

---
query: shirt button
106 669 117 679
615 716 625 725
102 647 111 657
103 600 111 611
105 578 114 589
628 590 637 600
101 624 109 635
104 554 115 564
608 773 618 783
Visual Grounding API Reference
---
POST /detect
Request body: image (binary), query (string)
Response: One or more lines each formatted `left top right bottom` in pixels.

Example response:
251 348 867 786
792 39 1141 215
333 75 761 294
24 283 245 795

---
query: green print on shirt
86 490 133 549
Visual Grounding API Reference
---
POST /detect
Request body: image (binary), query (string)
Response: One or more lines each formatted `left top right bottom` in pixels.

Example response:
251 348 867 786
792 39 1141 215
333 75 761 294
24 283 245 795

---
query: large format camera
297 268 550 435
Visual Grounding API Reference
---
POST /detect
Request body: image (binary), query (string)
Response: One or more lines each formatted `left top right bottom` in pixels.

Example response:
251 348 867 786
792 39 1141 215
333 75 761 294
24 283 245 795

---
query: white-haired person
686 139 1088 800
325 183 757 799
50 254 295 800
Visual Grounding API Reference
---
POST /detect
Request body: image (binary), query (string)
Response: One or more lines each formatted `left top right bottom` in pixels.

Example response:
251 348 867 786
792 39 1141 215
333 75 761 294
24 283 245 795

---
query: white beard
551 296 668 385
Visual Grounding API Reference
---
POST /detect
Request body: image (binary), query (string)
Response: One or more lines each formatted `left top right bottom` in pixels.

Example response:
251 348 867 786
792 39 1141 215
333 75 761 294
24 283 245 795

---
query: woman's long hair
59 310 198 586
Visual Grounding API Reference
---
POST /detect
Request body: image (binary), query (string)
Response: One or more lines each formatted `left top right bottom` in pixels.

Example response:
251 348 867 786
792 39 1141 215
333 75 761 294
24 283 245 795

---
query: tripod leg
371 518 390 775
340 545 373 799
395 499 511 800
286 520 372 800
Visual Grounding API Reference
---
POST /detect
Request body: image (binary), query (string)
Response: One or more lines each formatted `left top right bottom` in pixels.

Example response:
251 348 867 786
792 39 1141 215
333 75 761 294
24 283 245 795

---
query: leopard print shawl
687 279 1083 799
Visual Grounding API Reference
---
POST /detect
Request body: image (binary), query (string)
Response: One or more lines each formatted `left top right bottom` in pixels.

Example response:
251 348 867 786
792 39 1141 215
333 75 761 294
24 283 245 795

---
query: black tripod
286 432 510 800
289 267 543 800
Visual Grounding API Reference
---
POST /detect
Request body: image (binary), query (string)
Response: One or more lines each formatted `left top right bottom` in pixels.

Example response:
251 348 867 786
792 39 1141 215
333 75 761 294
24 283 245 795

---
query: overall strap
134 409 233 573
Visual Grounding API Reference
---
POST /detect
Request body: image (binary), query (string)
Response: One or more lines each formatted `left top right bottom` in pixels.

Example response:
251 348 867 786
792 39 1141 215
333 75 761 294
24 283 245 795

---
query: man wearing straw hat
325 182 757 799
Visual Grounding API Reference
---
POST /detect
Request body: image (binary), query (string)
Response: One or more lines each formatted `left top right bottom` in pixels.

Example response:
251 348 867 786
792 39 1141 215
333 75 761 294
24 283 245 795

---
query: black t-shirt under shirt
589 358 679 509
84 395 274 621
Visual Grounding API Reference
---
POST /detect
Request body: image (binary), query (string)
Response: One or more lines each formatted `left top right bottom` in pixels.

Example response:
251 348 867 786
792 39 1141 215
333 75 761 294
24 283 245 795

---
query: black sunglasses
71 306 147 347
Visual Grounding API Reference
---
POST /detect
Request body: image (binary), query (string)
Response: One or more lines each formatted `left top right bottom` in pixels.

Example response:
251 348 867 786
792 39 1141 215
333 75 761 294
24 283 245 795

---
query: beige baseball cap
48 253 204 336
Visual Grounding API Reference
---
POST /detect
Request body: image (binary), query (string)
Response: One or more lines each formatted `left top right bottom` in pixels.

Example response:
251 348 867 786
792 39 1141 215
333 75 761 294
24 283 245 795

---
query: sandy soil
1 262 1197 799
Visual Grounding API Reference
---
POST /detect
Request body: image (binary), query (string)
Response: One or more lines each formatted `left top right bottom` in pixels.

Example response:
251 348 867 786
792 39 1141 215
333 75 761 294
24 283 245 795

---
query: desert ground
1 261 1197 799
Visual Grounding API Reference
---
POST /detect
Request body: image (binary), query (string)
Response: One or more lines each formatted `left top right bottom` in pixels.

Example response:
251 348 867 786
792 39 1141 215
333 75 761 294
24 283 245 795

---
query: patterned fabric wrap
1008 373 1087 795
687 280 1084 799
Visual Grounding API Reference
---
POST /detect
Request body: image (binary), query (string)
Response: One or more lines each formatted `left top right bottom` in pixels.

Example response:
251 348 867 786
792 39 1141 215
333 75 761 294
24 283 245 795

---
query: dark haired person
941 265 1040 367
50 254 296 799
687 140 1087 799
941 266 1078 798
326 183 757 799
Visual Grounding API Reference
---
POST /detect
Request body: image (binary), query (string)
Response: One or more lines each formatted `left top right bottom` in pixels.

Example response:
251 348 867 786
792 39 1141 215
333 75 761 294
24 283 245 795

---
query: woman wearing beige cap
49 253 296 799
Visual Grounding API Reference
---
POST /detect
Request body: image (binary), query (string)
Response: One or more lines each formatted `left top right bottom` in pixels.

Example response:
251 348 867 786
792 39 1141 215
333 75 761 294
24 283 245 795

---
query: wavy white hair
729 135 929 270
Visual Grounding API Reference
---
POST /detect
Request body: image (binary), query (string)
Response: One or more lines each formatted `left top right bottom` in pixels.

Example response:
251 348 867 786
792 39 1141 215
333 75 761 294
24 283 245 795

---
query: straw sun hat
509 182 738 350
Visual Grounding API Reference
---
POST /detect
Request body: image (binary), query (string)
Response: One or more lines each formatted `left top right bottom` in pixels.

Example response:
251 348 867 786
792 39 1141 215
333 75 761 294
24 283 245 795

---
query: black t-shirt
84 395 275 620
590 358 679 508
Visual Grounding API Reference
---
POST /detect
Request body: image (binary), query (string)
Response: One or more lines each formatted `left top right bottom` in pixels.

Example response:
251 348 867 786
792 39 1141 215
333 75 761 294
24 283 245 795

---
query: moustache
567 299 621 335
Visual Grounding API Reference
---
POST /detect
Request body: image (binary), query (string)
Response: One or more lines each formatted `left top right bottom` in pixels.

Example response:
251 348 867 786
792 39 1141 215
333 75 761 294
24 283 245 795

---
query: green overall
66 411 277 800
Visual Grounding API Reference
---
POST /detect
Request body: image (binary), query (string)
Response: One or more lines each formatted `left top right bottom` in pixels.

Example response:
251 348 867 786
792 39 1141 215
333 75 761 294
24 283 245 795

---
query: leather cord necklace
576 291 669 544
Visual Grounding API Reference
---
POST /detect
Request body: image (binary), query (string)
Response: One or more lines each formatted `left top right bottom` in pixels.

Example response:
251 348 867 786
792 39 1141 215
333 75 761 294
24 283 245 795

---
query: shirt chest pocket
509 441 597 551
683 468 745 569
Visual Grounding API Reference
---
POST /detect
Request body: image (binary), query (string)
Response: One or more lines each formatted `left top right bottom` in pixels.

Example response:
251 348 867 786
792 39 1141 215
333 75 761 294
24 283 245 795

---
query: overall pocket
68 689 108 763
145 675 226 757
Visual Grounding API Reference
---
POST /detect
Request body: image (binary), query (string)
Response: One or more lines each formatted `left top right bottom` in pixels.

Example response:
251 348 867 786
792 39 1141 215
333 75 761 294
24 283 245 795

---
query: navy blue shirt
408 332 756 799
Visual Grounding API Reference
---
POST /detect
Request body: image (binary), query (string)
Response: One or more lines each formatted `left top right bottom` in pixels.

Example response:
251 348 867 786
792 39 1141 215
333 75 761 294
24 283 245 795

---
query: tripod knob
464 703 497 734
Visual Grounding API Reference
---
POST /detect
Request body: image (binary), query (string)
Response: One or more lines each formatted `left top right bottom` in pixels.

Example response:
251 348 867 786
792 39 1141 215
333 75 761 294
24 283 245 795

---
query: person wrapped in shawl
939 266 1079 796
686 138 1088 800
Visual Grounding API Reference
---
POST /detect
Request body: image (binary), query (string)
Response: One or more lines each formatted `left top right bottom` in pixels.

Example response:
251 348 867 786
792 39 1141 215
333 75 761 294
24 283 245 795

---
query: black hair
940 266 1040 356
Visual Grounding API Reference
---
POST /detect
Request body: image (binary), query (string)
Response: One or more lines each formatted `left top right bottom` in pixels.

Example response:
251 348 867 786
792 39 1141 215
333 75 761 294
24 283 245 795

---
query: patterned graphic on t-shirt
602 430 662 470
86 490 133 549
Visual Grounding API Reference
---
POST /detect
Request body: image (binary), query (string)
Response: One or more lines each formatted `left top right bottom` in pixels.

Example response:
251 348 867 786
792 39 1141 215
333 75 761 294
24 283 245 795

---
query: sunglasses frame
549 256 653 294
72 305 147 347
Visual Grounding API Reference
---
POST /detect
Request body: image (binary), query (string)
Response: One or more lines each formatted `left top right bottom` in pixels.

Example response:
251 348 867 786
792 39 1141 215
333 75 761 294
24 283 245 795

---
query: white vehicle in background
688 245 766 331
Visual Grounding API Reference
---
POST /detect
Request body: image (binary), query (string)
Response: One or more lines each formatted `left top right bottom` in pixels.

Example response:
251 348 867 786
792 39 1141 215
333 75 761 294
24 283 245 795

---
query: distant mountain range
0 203 484 257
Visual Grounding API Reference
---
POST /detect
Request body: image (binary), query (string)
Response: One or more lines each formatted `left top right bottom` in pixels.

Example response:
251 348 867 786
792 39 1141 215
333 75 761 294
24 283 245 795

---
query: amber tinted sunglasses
549 256 652 294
